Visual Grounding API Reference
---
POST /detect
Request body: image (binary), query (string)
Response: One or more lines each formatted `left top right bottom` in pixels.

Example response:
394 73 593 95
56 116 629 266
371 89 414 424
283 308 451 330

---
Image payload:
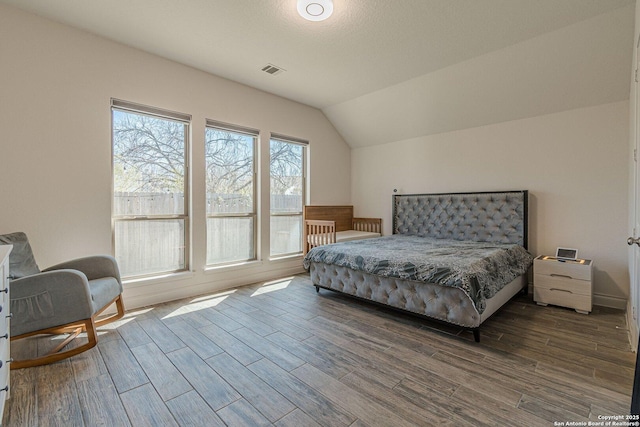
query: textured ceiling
1 0 635 147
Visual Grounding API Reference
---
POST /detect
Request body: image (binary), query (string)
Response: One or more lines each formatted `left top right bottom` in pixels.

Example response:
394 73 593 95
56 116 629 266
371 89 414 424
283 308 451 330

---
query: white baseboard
628 300 639 353
122 265 306 311
593 293 627 310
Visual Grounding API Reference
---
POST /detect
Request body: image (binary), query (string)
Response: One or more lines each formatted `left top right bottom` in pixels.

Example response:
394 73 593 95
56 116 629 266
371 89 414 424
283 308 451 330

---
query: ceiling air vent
261 63 285 76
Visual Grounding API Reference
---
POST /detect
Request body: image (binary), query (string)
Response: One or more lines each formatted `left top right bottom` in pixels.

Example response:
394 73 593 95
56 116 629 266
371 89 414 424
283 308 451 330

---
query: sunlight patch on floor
251 277 293 297
162 290 236 319
98 307 153 330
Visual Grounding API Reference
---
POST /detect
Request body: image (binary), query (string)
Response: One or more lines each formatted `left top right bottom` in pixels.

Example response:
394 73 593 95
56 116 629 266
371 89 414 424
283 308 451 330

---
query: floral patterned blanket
303 235 534 313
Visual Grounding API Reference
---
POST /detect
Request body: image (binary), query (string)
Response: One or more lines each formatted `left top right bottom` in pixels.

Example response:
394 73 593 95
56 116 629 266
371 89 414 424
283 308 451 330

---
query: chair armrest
10 270 94 335
43 255 121 283
352 218 382 233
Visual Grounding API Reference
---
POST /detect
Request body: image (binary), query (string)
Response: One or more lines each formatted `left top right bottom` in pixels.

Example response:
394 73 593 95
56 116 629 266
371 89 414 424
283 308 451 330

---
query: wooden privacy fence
114 193 301 215
113 193 303 275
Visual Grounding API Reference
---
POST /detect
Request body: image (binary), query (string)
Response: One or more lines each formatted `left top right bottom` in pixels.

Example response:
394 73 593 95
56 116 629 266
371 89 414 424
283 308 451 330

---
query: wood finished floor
3 273 635 427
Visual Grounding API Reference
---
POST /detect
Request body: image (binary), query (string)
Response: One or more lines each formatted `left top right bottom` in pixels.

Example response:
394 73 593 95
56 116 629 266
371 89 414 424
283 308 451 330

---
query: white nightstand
533 255 593 314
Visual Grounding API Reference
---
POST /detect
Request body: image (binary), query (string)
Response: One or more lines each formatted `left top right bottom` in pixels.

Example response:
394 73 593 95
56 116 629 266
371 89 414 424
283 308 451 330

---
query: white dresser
0 245 11 424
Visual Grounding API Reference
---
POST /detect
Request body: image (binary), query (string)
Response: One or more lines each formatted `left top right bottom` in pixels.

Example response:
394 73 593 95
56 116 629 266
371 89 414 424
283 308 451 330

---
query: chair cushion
0 232 40 279
89 277 122 315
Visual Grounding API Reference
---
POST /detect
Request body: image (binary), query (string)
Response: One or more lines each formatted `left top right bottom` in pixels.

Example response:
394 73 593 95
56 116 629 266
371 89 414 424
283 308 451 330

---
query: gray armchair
0 232 125 369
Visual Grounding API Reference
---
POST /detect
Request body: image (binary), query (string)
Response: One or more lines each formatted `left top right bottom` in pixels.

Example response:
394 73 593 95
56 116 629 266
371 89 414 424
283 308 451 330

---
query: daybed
303 205 382 254
303 191 534 342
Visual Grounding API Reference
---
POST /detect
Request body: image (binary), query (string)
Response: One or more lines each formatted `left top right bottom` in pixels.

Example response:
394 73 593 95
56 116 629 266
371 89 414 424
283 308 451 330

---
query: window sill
204 260 264 274
123 270 196 289
269 253 303 262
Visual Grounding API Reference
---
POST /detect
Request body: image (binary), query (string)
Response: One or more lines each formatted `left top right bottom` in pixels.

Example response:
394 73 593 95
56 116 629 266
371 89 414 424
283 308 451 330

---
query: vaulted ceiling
2 0 635 147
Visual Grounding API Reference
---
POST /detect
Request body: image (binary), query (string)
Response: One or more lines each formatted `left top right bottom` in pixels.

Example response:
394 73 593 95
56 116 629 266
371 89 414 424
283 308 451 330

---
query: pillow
0 232 40 279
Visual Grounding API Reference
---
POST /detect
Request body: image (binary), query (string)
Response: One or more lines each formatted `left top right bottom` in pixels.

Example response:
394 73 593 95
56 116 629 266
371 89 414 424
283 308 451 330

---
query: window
111 100 190 278
205 121 257 265
270 135 307 257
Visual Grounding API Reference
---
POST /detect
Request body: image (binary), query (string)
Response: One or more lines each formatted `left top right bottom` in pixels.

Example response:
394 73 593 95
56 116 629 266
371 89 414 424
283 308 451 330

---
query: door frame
627 32 640 352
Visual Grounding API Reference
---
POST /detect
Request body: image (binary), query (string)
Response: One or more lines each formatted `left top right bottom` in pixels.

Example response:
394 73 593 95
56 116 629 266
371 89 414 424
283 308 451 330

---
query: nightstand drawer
533 287 591 313
534 260 591 280
534 273 591 296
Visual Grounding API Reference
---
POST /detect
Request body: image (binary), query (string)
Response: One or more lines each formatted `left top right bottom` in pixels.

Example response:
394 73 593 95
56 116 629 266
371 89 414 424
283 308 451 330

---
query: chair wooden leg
48 326 83 355
10 295 124 369
94 295 125 328
11 318 98 369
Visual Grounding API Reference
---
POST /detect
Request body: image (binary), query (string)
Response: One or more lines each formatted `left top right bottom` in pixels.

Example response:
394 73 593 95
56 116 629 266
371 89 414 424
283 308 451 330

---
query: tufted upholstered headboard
393 190 528 248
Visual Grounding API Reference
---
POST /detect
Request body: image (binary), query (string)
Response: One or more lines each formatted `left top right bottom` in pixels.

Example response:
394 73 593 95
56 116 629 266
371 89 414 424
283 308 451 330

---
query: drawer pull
550 274 573 280
0 288 8 294
0 334 8 340
550 288 573 294
0 386 8 393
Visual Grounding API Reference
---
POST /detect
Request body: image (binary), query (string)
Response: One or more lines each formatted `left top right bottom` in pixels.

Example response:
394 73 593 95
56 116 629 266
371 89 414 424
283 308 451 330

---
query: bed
302 190 534 342
303 205 382 254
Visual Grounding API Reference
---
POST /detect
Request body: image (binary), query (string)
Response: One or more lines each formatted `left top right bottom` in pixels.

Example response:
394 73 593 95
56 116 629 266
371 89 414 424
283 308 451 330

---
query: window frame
204 120 259 267
111 99 191 279
269 133 308 258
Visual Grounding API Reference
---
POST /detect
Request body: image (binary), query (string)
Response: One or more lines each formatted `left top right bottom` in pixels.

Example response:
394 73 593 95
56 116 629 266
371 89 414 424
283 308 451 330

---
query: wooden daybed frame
303 205 382 254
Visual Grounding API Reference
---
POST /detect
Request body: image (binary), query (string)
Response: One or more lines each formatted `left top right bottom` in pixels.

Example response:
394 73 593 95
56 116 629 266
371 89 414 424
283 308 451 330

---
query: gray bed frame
308 190 529 342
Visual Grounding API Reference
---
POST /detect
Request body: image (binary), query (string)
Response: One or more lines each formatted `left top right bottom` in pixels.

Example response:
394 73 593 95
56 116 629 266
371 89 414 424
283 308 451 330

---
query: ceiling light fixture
297 0 333 22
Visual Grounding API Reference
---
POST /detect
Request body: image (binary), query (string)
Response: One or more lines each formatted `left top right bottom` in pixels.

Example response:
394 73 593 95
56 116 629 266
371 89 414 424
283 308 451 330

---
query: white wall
0 4 351 309
352 101 630 307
